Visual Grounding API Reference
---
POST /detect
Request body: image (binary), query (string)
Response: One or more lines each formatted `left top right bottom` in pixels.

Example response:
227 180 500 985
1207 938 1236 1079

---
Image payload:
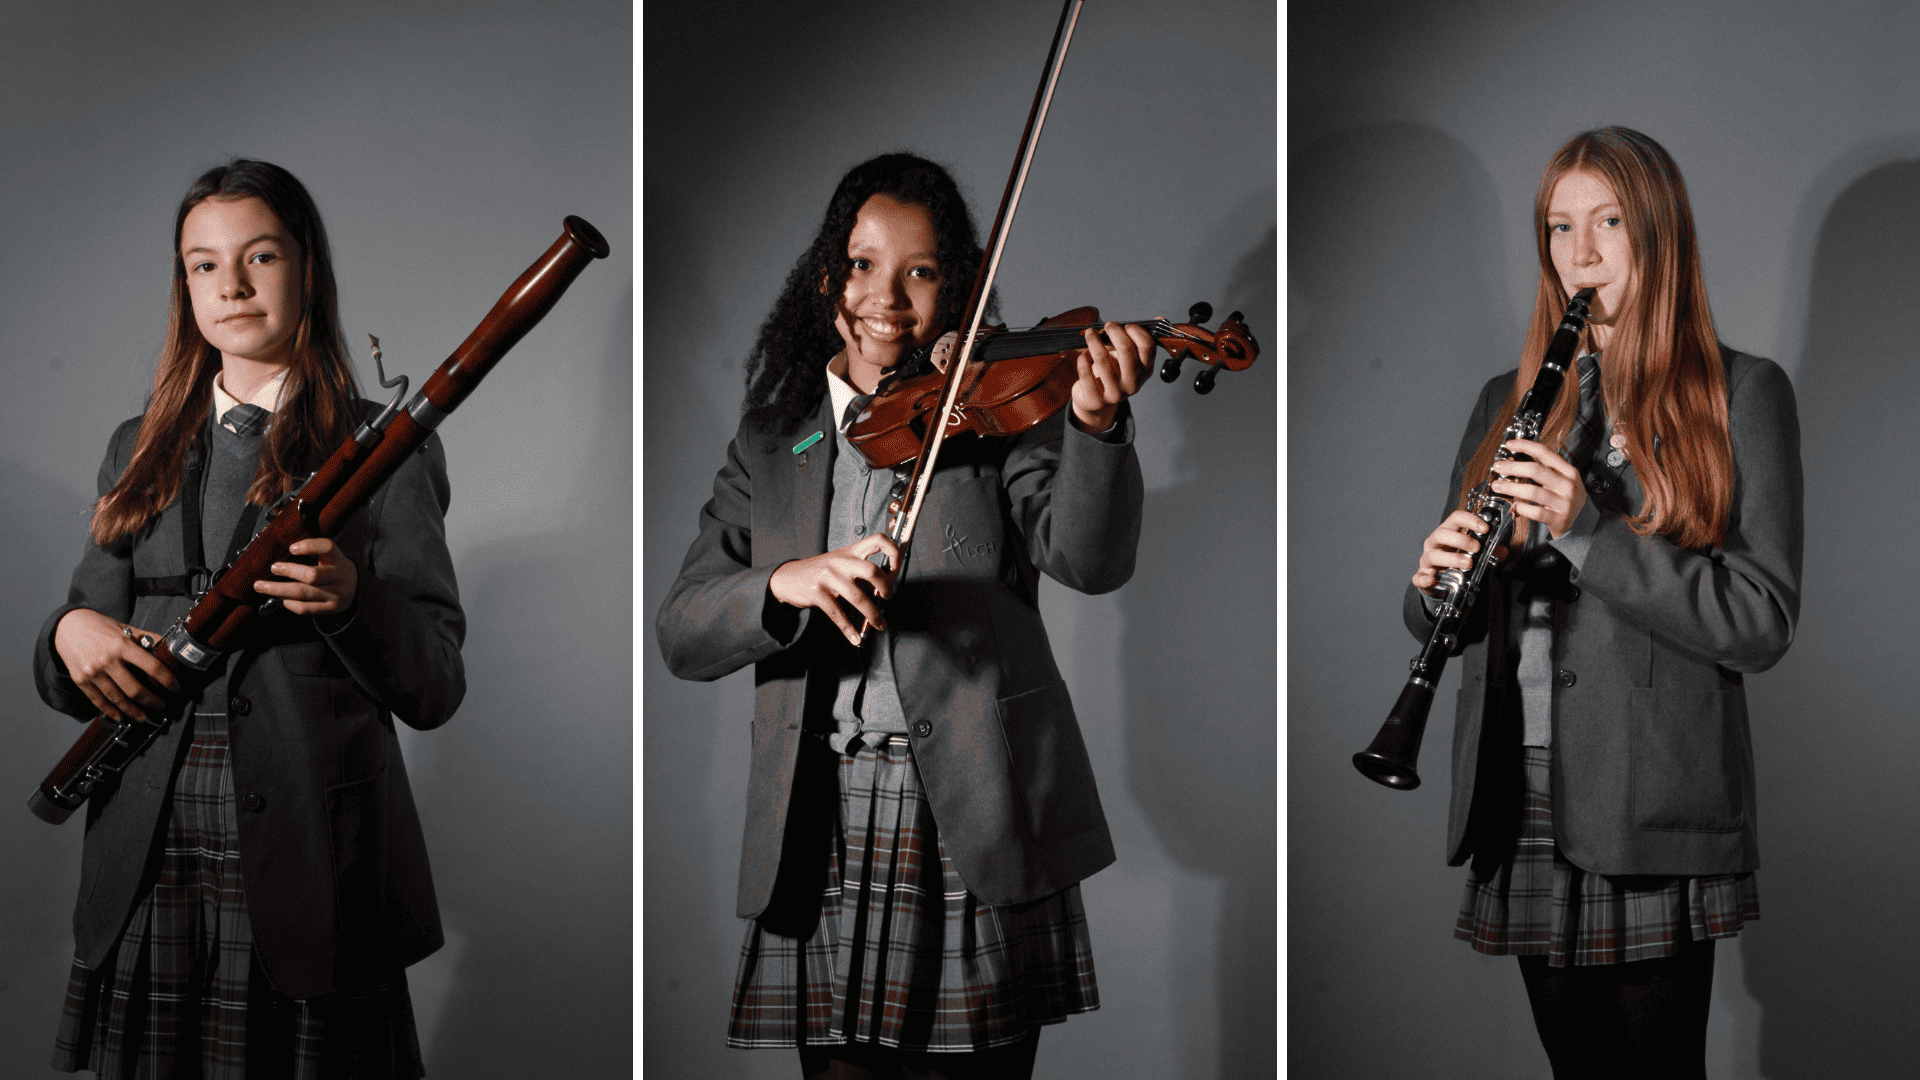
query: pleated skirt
728 734 1099 1052
1457 746 1760 968
53 712 425 1079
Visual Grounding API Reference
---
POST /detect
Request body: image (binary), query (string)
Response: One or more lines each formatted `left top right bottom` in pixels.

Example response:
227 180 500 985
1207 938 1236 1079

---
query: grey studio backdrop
1292 2 1920 1077
0 3 630 1077
642 2 1274 1077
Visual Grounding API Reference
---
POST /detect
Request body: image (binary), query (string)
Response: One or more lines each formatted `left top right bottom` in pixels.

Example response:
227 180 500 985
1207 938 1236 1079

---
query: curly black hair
741 153 996 435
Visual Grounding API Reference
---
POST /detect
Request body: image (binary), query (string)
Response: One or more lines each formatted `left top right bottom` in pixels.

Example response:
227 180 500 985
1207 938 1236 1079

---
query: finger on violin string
1107 321 1153 392
1079 326 1113 377
1126 323 1157 384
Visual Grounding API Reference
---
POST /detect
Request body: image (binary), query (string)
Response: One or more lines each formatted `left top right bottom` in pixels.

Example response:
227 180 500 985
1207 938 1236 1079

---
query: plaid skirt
53 712 425 1079
729 734 1099 1052
1457 746 1760 968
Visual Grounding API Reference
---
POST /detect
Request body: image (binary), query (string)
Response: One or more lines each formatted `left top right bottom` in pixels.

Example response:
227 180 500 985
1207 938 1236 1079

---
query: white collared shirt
825 354 860 432
212 366 289 432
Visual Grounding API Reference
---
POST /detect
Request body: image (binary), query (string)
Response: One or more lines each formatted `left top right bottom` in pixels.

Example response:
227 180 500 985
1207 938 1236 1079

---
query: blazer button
229 695 251 716
241 790 266 812
1556 669 1577 688
913 721 933 738
1565 585 1581 602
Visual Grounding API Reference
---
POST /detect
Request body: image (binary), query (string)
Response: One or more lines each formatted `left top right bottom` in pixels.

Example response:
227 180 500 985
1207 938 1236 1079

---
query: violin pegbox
1154 303 1260 395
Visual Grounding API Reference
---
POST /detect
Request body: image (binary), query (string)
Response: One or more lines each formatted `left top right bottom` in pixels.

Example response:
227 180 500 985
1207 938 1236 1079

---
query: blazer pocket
1627 687 1744 832
327 767 390 948
995 680 1105 847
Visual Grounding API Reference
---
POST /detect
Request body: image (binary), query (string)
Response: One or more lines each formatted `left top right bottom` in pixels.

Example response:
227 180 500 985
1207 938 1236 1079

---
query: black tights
798 1029 1042 1080
1518 936 1715 1080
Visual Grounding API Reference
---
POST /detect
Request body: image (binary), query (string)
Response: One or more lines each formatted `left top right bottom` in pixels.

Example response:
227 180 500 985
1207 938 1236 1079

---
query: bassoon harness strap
130 417 263 599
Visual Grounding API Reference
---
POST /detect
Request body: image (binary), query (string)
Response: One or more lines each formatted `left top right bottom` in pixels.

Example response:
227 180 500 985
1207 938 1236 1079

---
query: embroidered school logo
941 522 995 562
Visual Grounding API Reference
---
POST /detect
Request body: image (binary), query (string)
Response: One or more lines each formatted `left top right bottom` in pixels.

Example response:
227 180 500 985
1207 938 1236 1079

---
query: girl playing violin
36 159 462 1077
1407 127 1801 1076
658 152 1156 1079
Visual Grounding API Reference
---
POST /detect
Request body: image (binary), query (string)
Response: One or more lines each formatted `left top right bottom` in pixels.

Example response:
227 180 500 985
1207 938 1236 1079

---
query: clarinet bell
1353 679 1434 790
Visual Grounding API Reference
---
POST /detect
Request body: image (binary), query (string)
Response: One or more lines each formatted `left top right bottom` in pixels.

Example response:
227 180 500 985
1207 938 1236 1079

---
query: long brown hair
91 160 360 546
1458 127 1733 549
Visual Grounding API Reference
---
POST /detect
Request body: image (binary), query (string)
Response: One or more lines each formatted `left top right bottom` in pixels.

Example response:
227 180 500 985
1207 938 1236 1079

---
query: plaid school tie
1561 353 1604 473
223 401 274 434
221 403 271 437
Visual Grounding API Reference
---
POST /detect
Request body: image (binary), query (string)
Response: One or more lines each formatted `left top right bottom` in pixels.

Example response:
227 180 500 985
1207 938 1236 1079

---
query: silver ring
121 624 137 641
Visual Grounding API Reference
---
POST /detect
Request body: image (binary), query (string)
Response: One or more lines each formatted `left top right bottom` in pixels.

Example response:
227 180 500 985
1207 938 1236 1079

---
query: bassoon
1352 287 1593 790
30 215 611 824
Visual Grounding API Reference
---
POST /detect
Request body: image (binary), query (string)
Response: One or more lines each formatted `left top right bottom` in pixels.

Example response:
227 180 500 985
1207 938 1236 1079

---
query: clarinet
29 216 611 824
1352 287 1594 790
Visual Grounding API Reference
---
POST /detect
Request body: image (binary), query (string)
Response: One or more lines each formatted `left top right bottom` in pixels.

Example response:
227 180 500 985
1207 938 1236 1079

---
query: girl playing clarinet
1407 126 1801 1077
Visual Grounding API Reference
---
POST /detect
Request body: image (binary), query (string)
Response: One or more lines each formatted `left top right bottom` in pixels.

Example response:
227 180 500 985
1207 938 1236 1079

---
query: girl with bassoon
657 153 1156 1080
35 159 462 1077
1406 126 1802 1076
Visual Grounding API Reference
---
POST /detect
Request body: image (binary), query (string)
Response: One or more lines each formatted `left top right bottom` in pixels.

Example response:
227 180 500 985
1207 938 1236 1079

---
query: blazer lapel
1584 416 1643 516
764 397 834 566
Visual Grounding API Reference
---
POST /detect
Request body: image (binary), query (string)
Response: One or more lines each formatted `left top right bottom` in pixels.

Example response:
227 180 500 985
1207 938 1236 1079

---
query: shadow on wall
0 459 97 1074
1121 219 1276 1080
1742 157 1920 1077
411 290 633 1078
638 262 753 1077
1287 123 1538 1078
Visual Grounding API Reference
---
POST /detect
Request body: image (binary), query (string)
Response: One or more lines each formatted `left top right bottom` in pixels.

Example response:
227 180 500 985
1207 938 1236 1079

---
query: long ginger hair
1458 127 1734 549
90 160 359 546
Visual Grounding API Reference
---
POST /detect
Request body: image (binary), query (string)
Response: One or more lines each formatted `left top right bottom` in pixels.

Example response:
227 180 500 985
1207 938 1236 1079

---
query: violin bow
887 0 1083 563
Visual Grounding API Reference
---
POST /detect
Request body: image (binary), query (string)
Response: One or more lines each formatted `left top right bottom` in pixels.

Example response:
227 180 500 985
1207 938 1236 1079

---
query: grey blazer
657 396 1143 913
34 404 465 998
1404 348 1802 877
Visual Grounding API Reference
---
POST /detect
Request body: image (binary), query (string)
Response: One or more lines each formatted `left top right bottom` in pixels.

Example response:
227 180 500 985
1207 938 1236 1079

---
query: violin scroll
1155 305 1259 394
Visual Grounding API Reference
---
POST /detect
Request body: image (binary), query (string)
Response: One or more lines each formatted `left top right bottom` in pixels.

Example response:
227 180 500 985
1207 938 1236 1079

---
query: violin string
966 319 1209 365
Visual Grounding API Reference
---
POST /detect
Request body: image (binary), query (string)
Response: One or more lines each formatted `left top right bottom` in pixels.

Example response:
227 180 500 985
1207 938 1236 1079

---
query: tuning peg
1226 310 1243 324
1195 366 1218 395
1188 301 1212 325
1160 356 1182 383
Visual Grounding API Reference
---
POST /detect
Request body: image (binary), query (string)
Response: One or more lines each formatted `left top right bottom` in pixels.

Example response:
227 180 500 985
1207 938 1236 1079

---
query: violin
856 0 1260 635
845 302 1258 470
